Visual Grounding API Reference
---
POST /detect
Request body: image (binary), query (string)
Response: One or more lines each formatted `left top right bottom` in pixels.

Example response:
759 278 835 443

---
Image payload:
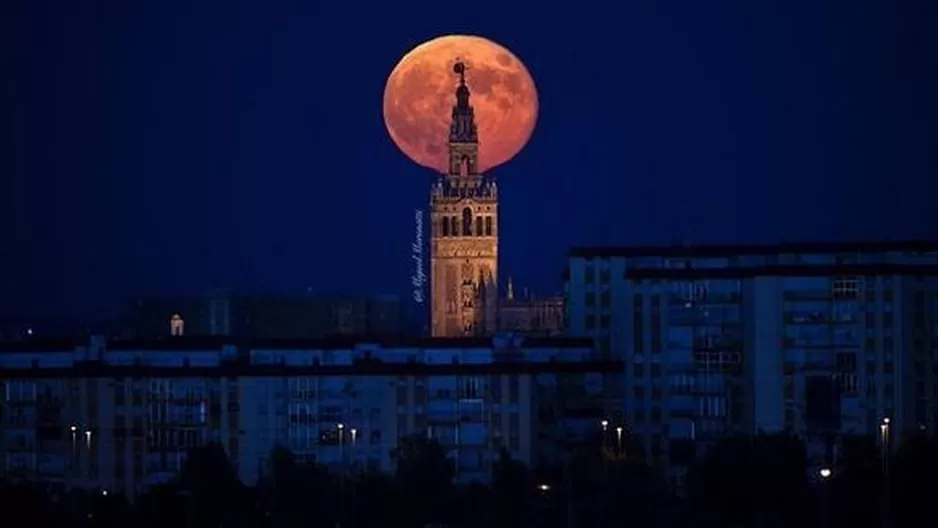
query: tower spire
430 60 497 338
449 60 478 145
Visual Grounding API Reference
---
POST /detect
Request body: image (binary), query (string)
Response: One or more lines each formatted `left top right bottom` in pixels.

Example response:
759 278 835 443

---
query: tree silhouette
178 442 253 527
0 480 68 525
491 448 534 528
451 482 492 528
136 483 188 528
828 434 881 528
889 429 938 528
351 467 398 527
601 458 677 528
264 445 338 527
686 432 813 527
392 434 454 526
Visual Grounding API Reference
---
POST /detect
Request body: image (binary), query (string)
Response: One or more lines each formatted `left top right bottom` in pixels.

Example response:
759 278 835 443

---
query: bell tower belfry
430 61 498 337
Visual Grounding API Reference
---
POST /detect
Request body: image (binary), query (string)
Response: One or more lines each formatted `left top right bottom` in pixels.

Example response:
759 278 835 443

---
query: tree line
1 429 936 527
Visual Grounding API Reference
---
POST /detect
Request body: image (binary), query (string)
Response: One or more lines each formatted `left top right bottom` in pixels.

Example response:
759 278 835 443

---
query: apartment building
0 334 617 496
564 241 938 485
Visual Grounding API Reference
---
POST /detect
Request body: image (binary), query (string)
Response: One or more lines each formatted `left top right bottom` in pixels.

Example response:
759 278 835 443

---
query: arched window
460 156 470 176
442 217 449 236
462 208 472 236
475 216 483 236
450 217 458 236
485 216 492 236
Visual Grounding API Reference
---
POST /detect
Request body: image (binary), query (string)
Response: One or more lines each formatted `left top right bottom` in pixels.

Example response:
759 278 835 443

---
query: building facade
0 335 617 495
129 292 403 339
430 62 499 337
498 278 565 337
564 241 938 486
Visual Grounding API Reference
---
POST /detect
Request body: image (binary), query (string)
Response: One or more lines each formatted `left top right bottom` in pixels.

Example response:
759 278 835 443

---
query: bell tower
430 61 498 337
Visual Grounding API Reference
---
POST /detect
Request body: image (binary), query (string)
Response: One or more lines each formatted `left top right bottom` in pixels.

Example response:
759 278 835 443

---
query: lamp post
536 484 552 528
819 467 832 528
615 426 623 454
879 417 890 528
600 420 609 451
337 423 345 528
70 424 78 477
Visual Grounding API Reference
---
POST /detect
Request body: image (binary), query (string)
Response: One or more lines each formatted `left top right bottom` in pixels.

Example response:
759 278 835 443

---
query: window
634 316 644 353
883 312 894 327
475 216 483 236
170 314 184 336
485 216 492 236
651 313 662 353
832 277 861 299
600 290 611 308
462 208 473 236
442 218 449 236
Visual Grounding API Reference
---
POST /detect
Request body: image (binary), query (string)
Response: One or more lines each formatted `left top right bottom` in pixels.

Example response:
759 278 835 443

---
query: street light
616 426 623 451
601 420 608 432
538 484 550 492
819 468 832 528
85 430 93 449
880 417 890 451
880 416 891 528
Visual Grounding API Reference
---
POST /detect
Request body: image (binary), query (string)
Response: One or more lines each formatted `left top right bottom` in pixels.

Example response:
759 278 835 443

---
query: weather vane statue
453 60 466 83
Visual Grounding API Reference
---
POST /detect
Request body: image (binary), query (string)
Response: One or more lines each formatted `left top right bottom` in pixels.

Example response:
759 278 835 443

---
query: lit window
832 277 861 299
170 314 185 336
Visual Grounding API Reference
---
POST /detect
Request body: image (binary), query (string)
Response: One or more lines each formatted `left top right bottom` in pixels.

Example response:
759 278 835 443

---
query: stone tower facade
430 62 498 337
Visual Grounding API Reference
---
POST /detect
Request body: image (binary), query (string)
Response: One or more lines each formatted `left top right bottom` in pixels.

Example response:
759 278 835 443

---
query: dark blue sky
2 0 935 318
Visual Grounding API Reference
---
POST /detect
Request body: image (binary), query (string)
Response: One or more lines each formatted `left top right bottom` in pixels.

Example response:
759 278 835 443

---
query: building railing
0 358 624 379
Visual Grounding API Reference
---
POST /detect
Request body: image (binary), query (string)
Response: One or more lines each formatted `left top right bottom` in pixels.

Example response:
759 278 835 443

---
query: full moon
383 35 539 174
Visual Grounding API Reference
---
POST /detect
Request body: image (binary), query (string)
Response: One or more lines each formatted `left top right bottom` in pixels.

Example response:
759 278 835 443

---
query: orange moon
383 35 539 174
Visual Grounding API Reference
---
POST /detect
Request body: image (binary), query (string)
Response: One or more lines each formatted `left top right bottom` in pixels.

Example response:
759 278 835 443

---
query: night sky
2 0 935 318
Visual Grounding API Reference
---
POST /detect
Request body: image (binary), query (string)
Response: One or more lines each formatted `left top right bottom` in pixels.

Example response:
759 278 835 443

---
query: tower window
485 216 492 236
462 208 472 236
460 156 470 176
442 218 449 237
476 216 483 236
451 217 458 237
